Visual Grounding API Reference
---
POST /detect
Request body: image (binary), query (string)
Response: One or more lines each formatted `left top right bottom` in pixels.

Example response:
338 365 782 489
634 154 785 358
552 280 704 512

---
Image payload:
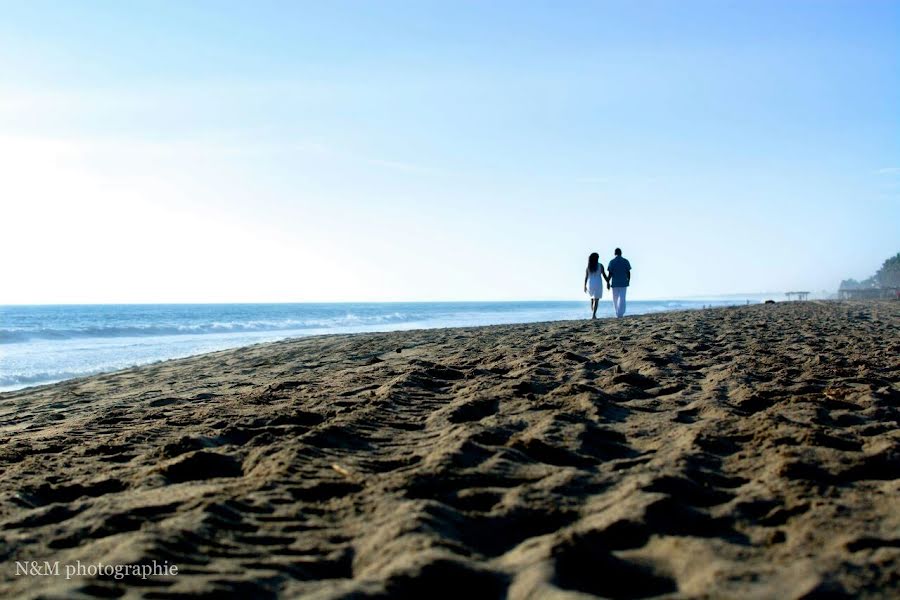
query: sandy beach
1 300 897 598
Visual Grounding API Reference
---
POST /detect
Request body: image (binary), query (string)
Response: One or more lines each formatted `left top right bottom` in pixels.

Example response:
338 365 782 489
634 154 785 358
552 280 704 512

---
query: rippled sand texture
1 301 898 599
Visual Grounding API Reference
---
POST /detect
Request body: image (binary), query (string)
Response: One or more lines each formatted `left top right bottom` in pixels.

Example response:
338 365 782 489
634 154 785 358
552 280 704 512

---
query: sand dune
1 301 897 598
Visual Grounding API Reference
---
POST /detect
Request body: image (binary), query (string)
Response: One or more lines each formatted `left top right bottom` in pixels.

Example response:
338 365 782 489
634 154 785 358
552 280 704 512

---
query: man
607 248 631 318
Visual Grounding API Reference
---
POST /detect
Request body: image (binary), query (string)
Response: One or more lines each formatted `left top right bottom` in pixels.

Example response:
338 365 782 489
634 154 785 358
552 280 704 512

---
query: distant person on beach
583 252 609 319
607 248 631 318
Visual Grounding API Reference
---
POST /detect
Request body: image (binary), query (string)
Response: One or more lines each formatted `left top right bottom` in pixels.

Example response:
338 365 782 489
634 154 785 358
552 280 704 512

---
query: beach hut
785 291 810 301
837 287 900 300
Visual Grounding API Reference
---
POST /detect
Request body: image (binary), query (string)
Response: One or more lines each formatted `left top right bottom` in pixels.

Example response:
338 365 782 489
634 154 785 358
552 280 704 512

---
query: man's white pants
612 287 627 318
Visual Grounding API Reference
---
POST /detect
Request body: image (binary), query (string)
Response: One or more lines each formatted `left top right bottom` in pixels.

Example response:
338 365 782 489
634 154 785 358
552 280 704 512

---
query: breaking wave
0 313 413 344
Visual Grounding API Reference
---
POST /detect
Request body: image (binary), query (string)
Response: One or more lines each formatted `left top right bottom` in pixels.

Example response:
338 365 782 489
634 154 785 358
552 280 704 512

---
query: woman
583 252 609 319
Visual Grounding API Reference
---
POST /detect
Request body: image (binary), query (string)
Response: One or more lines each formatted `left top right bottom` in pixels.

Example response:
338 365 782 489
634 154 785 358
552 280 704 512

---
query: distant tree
839 252 899 291
875 253 900 288
839 277 876 290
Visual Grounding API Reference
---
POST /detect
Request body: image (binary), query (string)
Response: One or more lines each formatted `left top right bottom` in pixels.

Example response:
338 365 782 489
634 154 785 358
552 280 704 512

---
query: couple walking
583 248 631 320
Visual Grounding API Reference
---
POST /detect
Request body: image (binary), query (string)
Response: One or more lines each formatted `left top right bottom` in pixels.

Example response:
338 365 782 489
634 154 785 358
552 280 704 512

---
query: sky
1 0 898 303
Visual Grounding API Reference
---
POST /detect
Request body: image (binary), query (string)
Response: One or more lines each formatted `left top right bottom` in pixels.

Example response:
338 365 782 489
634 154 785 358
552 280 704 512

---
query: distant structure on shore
838 287 900 300
785 291 810 301
838 252 900 300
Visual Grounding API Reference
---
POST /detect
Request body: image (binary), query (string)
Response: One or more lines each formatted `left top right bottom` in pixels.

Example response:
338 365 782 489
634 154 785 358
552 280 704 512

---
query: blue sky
1 0 897 303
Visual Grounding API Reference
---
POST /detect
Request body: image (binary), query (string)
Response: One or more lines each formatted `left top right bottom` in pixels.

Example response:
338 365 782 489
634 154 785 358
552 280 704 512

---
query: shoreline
1 300 898 598
0 300 751 395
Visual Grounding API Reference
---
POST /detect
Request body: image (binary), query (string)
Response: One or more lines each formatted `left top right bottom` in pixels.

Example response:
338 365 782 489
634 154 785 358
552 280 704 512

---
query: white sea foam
0 313 416 344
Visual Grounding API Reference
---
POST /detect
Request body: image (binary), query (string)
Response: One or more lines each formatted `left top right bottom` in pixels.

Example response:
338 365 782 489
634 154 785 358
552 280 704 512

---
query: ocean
0 300 753 392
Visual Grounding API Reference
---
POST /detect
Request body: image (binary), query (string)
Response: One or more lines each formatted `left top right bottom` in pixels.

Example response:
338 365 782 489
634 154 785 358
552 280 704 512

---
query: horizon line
0 293 812 307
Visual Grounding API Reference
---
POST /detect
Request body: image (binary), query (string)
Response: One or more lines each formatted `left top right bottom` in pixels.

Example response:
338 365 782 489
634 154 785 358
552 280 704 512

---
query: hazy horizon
2 1 898 304
0 290 834 307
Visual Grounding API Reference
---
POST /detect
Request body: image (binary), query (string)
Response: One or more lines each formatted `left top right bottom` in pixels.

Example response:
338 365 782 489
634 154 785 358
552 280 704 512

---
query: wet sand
1 300 898 598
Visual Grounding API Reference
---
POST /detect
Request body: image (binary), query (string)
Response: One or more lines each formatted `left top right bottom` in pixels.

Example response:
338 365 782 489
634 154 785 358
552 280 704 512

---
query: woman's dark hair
587 252 600 273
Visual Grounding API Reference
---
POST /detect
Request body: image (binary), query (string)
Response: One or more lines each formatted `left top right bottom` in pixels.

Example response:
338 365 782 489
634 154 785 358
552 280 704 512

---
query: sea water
0 300 751 391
